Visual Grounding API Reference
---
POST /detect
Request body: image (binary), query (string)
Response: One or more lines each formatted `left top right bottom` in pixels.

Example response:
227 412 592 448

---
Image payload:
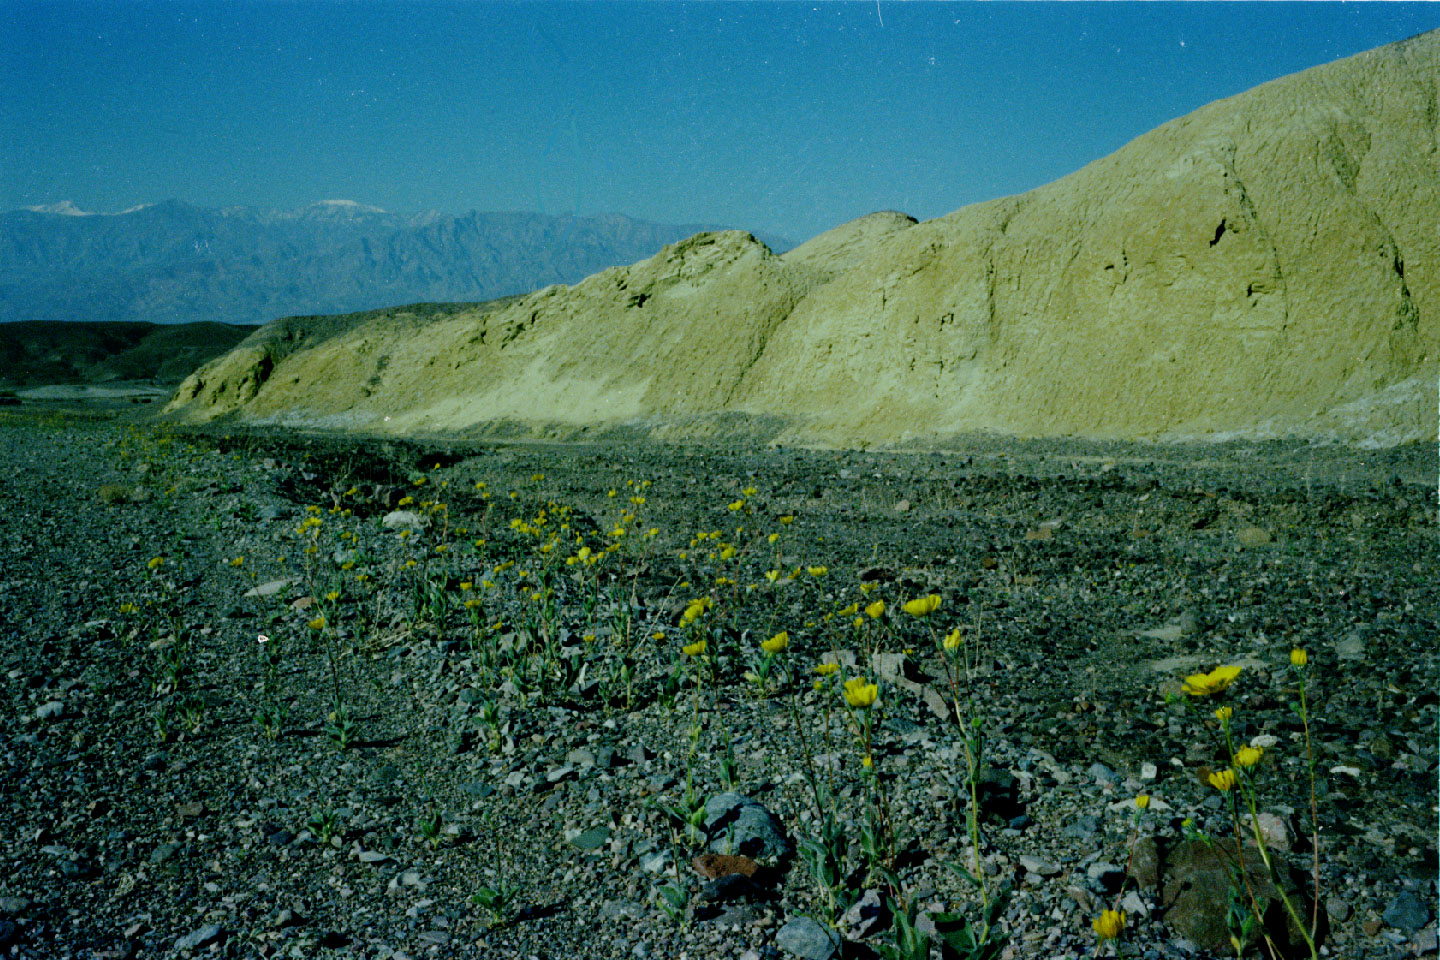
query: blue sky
3 2 1437 241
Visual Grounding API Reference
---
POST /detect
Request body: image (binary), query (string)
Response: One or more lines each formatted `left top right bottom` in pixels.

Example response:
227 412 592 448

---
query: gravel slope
1 405 1435 959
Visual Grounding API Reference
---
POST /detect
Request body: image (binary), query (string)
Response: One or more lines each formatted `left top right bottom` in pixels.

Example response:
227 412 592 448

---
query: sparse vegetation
1 410 1434 959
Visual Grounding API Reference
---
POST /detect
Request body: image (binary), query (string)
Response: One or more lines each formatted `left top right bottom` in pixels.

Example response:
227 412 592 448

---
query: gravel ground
1 403 1435 960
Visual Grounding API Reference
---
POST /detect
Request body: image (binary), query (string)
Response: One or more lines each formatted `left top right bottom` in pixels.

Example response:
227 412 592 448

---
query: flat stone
775 916 840 960
1062 815 1100 839
839 889 889 939
382 510 428 530
1384 889 1432 934
175 923 224 951
1235 525 1273 547
35 701 64 720
570 826 610 852
1019 855 1061 877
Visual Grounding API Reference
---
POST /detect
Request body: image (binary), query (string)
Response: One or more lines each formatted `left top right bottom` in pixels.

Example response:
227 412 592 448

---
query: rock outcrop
168 31 1439 447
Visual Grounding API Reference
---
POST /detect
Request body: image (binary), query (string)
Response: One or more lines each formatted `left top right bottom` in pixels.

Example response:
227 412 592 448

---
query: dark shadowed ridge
0 320 251 387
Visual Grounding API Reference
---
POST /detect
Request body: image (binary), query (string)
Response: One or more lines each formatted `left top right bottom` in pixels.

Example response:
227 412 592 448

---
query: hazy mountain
0 200 785 326
170 31 1437 447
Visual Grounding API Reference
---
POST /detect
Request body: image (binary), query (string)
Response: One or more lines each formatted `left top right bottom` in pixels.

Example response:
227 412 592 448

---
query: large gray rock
702 793 792 860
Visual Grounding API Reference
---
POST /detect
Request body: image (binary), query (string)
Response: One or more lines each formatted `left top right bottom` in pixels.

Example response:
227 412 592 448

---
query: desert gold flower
807 565 828 577
843 677 879 708
865 600 885 619
1290 648 1308 668
1092 909 1125 941
308 616 326 631
398 495 414 506
943 628 963 650
682 639 708 657
1182 664 1242 697
147 557 164 570
762 632 789 654
1214 705 1233 724
463 598 481 610
325 590 340 602
767 532 780 544
1208 768 1237 791
1234 745 1264 768
837 602 859 617
1135 794 1151 810
903 594 942 617
861 755 873 769
779 515 794 525
460 581 473 591
229 556 244 568
728 500 745 512
721 546 737 560
119 602 139 614
815 662 840 676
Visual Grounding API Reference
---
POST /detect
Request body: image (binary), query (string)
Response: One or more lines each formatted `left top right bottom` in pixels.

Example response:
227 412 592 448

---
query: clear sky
3 2 1438 242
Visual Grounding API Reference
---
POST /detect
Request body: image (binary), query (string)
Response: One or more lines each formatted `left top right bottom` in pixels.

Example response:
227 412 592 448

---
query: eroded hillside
168 31 1440 447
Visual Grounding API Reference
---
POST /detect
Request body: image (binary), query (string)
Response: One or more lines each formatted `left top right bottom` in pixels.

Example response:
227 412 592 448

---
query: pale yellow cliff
168 31 1439 447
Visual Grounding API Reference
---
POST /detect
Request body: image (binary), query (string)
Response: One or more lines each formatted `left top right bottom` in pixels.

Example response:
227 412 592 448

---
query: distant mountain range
0 199 789 326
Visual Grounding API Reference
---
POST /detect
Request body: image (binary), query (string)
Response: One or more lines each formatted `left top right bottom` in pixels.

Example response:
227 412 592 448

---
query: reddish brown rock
692 853 759 880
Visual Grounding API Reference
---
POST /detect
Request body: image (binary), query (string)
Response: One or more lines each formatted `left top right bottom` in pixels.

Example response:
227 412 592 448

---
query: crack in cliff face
1217 142 1290 330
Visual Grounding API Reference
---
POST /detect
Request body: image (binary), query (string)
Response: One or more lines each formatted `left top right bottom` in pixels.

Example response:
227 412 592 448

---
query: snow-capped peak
314 199 387 213
24 201 93 216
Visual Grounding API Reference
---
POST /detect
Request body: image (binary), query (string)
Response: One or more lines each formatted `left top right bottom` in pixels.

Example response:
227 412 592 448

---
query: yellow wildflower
865 600 885 619
903 594 942 617
1214 705 1233 724
837 603 859 617
1234 745 1264 768
325 590 339 602
398 496 414 506
229 556 244 568
1135 795 1151 810
460 581 473 591
147 557 164 570
682 639 708 657
307 616 326 631
1208 768 1237 791
843 677 879 708
1092 909 1125 941
1182 664 1242 697
807 565 828 577
943 628 963 650
762 632 789 655
779 515 794 525
1290 648 1308 668
815 663 840 676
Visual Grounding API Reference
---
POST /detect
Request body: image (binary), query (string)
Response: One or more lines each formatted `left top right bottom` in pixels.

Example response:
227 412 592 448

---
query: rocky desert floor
0 401 1435 960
